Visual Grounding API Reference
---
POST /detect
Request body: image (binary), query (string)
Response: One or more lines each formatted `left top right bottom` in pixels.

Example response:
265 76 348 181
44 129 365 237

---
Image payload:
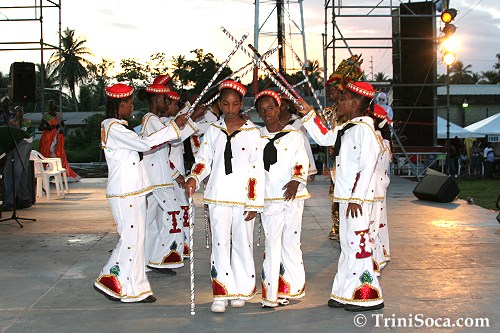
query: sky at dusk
1 0 499 83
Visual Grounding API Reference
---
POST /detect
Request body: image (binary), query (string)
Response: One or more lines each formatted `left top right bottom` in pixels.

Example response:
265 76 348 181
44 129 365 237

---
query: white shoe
230 299 245 307
261 299 278 308
211 299 227 313
277 298 290 306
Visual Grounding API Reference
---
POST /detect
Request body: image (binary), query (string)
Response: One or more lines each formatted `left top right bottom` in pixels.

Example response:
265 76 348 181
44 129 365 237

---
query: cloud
109 22 137 30
1 0 499 78
100 9 113 15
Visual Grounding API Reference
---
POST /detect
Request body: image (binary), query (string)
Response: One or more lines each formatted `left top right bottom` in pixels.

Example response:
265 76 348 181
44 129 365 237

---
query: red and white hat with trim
145 84 170 94
153 74 172 86
255 90 282 107
105 83 134 99
218 80 247 96
346 81 375 98
373 104 392 128
167 91 180 100
373 104 387 120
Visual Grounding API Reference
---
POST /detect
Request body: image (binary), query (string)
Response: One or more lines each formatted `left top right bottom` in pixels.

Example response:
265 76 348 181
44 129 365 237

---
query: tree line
0 28 324 113
0 28 499 113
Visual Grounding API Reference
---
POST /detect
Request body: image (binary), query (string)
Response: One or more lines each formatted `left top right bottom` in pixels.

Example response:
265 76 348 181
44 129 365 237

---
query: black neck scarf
222 129 241 175
332 123 356 158
263 131 288 171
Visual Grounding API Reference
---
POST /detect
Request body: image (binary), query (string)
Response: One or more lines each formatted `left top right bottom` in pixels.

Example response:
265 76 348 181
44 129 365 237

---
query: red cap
346 81 375 98
372 104 387 120
218 80 247 96
145 84 170 94
167 91 180 100
255 90 281 107
105 83 134 99
153 74 172 86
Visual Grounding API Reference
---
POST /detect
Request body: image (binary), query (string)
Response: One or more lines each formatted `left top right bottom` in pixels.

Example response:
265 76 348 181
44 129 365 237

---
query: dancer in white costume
255 90 310 308
368 105 392 271
279 98 317 181
95 83 189 303
190 99 222 157
185 80 264 313
298 81 384 312
139 84 197 275
162 91 204 259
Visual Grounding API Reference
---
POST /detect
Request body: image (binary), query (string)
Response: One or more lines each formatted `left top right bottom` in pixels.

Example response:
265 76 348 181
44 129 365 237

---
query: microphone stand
0 110 36 227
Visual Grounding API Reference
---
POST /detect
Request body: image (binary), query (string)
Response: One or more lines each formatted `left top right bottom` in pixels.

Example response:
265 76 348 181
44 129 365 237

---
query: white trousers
209 204 256 300
330 202 383 307
172 181 191 258
145 188 184 269
95 196 152 302
377 198 390 264
261 200 306 305
369 200 383 275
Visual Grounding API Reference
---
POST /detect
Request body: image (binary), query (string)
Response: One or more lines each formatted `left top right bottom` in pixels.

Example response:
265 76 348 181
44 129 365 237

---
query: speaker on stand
7 62 36 103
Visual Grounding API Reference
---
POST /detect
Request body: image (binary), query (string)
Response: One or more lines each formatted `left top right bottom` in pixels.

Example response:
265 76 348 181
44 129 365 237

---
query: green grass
456 179 500 210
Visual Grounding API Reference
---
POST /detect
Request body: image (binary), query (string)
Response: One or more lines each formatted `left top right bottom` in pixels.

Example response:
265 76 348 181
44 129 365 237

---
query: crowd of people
94 54 393 313
449 137 497 179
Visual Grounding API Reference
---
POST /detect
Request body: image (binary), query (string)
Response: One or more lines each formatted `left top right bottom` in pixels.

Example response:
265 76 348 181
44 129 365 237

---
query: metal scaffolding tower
323 0 443 179
253 0 308 92
0 0 62 110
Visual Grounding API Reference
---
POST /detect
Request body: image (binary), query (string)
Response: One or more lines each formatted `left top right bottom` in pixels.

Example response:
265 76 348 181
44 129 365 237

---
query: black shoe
138 295 157 303
94 285 120 302
344 302 384 312
147 266 177 276
327 299 345 308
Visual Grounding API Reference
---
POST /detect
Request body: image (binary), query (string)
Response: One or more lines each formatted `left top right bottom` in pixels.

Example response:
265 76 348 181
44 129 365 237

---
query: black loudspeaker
413 174 460 203
7 62 36 103
392 2 437 147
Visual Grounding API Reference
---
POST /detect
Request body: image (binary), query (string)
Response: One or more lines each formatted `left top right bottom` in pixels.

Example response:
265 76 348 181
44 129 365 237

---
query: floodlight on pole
441 9 457 24
443 52 456 65
439 7 458 67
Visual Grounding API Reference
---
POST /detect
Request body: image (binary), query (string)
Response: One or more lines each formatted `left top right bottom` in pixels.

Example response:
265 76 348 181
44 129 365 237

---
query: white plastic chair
30 150 66 200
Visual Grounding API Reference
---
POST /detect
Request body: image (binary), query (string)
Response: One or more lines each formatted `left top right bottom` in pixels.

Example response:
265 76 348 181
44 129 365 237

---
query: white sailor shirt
260 125 310 202
187 119 264 211
333 116 382 204
101 118 181 199
140 112 197 189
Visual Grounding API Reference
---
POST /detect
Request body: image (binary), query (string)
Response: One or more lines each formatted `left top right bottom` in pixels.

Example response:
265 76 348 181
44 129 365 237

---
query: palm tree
306 59 324 90
147 52 168 79
449 60 473 84
470 72 484 84
171 55 190 90
87 58 114 107
481 53 500 84
49 28 94 112
374 72 389 82
36 62 61 108
36 62 59 89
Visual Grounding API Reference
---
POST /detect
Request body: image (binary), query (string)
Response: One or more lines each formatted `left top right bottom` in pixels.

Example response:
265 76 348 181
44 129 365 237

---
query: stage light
443 23 456 37
443 52 456 65
441 9 457 24
441 35 459 53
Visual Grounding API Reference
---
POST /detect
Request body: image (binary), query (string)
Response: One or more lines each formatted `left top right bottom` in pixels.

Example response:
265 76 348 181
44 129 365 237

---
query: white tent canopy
464 113 500 135
437 117 484 139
